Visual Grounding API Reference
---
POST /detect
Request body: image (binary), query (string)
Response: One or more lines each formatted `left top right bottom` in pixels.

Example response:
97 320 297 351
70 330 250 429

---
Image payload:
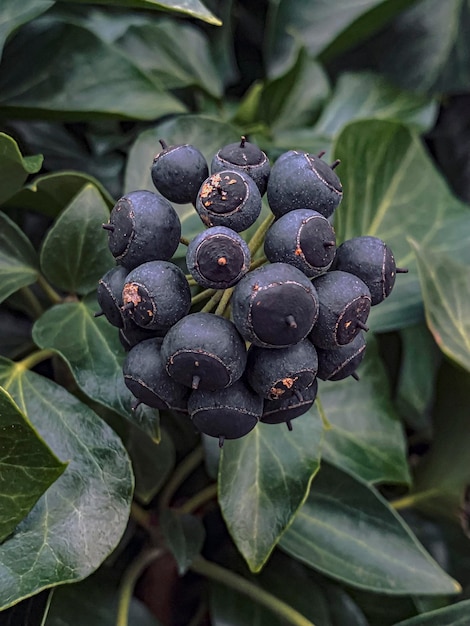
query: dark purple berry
211 136 271 196
261 378 318 429
316 332 367 381
95 265 129 328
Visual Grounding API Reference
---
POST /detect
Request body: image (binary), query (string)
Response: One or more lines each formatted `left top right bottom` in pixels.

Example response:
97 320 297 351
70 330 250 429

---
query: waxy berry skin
211 137 271 196
316 332 366 381
186 226 251 289
151 142 209 205
267 150 343 219
96 265 129 328
231 262 319 348
261 378 318 428
105 190 181 271
121 260 191 332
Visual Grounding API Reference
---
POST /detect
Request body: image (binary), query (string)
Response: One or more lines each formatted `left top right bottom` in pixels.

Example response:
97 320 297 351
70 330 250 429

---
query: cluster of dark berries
96 137 407 447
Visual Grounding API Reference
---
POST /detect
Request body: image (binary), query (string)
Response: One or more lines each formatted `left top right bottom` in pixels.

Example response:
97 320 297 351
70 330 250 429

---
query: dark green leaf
32 294 159 437
333 119 470 332
0 357 133 609
394 599 470 626
160 509 205 574
0 20 186 120
320 335 410 485
0 133 43 205
118 19 223 97
218 410 323 573
0 0 54 61
0 211 39 305
0 309 33 360
124 116 239 254
44 564 162 625
39 184 114 295
265 0 420 78
0 387 67 544
280 464 460 595
6 171 114 218
57 0 222 25
411 243 470 373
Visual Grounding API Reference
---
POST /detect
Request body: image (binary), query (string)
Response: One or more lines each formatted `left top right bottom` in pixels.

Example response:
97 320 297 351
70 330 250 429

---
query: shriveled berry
161 312 247 391
316 332 366 381
195 170 262 232
246 339 318 400
309 270 371 349
104 190 181 271
121 260 191 331
95 265 129 328
264 209 336 277
151 140 209 205
186 226 250 289
331 236 408 305
267 150 342 219
188 378 262 446
123 338 189 412
231 262 319 348
261 378 318 429
211 136 271 195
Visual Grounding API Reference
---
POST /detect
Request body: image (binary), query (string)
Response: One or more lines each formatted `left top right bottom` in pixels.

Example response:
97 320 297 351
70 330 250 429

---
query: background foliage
1 1 470 625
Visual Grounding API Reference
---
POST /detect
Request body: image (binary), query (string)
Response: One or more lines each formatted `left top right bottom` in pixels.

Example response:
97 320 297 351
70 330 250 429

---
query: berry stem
180 235 190 247
315 394 332 431
176 483 218 515
250 255 267 271
190 556 317 626
191 288 217 306
200 289 224 313
214 286 234 317
159 445 204 511
248 213 275 256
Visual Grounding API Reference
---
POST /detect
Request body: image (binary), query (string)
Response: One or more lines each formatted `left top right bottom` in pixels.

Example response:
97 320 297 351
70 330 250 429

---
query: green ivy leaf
57 0 221 25
320 335 410 485
0 387 67 544
160 509 205 575
411 243 470 373
5 171 114 218
394 599 470 625
32 295 159 438
279 464 460 595
0 356 134 609
39 184 114 296
0 211 39 305
0 0 55 61
218 410 323 573
125 115 239 255
333 119 470 332
0 133 43 205
0 20 186 120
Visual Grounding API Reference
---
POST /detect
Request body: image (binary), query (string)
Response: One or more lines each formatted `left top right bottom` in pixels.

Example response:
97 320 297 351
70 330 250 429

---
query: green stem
314 394 332 431
19 286 44 319
180 236 190 246
191 288 217 306
131 501 152 531
186 275 198 287
36 274 62 305
201 289 224 313
214 286 234 317
116 548 164 626
17 349 56 371
390 489 441 510
248 213 275 256
177 483 218 515
159 445 205 510
190 556 317 626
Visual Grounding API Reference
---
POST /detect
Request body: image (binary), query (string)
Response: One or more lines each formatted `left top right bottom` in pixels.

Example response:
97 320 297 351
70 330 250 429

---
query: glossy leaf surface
394 599 470 625
160 509 205 574
0 133 43 205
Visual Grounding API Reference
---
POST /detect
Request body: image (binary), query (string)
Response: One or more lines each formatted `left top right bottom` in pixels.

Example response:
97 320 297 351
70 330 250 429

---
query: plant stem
17 349 56 371
315 394 332 431
116 548 164 626
130 501 152 531
390 489 441 510
191 288 217 306
36 274 62 305
159 445 205 511
248 213 275 256
250 255 267 271
201 289 224 313
186 274 198 286
214 286 234 317
180 236 190 246
177 483 218 515
19 286 44 319
190 556 317 626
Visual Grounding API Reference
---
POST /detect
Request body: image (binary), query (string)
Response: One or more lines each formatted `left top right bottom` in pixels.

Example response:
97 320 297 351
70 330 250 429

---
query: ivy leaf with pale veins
218 409 323 573
0 357 133 610
0 387 67 544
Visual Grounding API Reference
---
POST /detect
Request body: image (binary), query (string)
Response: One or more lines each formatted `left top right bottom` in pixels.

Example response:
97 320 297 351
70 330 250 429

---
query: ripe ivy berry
151 140 209 205
316 332 367 381
95 265 129 328
211 136 271 196
261 378 318 430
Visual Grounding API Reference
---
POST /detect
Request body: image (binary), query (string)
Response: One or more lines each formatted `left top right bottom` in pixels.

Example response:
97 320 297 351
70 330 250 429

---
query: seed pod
195 170 262 232
104 190 181 271
151 141 209 205
161 312 247 391
264 209 336 277
95 265 129 328
261 378 318 429
186 226 250 289
267 150 342 219
331 235 408 305
309 271 371 349
231 262 319 348
188 378 262 446
245 339 318 400
211 136 271 195
123 338 189 413
121 260 191 331
316 332 367 381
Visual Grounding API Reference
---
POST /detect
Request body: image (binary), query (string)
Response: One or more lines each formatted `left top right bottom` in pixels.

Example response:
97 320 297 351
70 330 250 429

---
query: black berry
316 332 366 381
95 265 129 328
261 378 318 430
211 136 271 196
